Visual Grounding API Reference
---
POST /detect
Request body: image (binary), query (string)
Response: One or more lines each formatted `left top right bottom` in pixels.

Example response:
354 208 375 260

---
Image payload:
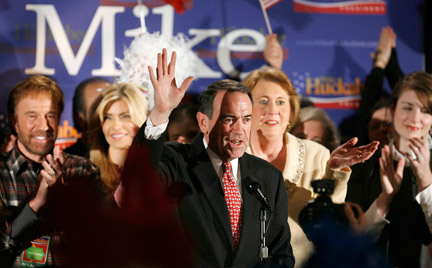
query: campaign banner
0 0 424 147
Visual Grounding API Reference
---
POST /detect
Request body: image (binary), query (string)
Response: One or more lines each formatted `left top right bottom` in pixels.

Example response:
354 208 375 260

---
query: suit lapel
236 154 260 257
189 135 234 250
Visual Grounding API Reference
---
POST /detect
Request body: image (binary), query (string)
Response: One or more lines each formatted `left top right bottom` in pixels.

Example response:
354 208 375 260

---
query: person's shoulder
63 140 86 157
0 150 10 161
63 152 98 170
287 132 330 155
303 139 329 154
0 147 16 163
242 152 280 173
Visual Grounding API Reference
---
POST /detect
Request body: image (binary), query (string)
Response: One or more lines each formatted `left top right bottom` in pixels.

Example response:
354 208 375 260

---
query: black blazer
131 124 294 268
346 151 432 268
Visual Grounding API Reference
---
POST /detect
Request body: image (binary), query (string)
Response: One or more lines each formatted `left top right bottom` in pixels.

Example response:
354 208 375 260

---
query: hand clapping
406 137 432 192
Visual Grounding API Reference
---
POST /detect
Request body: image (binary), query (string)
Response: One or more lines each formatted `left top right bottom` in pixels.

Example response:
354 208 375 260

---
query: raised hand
263 34 283 69
30 146 65 212
406 137 432 192
148 48 194 125
376 145 404 217
372 26 395 69
379 145 404 197
40 146 65 186
328 137 379 170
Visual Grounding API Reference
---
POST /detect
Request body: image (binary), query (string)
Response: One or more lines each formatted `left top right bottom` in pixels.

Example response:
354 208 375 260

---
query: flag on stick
260 0 282 9
258 0 282 34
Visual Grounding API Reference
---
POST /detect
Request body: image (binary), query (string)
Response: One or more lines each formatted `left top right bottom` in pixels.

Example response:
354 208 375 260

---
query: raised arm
263 34 283 69
148 48 194 126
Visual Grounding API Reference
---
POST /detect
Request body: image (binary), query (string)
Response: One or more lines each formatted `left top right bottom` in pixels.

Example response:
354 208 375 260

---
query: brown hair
7 75 64 135
389 71 432 114
242 67 300 127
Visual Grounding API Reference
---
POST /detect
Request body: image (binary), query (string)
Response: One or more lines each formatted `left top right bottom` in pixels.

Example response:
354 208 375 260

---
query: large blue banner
0 0 424 147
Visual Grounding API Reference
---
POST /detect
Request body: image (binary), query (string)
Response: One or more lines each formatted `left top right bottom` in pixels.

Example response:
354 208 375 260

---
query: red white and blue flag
260 0 282 10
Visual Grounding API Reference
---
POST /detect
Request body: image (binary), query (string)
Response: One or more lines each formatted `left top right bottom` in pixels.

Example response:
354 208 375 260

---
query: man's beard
17 129 56 157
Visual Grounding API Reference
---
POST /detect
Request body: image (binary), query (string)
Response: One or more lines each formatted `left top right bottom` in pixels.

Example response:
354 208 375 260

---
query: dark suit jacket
131 124 294 268
346 151 432 268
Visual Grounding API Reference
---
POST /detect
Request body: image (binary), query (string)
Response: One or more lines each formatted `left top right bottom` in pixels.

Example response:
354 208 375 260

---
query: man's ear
196 112 209 135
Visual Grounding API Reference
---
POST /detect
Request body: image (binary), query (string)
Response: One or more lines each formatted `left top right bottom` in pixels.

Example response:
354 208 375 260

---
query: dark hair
169 103 198 123
371 99 390 116
198 79 253 119
73 77 110 132
7 75 64 135
390 71 432 114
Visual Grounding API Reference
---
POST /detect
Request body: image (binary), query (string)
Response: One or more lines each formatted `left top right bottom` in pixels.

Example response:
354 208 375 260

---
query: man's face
198 91 252 162
13 94 59 162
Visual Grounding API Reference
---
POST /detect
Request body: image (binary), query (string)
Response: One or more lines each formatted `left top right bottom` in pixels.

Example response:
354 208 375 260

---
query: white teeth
34 136 47 140
112 134 126 138
266 121 278 125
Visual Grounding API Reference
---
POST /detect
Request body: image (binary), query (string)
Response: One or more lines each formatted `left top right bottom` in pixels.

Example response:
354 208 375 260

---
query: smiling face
102 100 139 151
393 90 432 142
198 91 252 162
251 80 291 140
14 94 59 162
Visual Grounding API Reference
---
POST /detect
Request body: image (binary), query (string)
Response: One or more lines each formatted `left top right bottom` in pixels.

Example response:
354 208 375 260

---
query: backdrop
0 0 425 147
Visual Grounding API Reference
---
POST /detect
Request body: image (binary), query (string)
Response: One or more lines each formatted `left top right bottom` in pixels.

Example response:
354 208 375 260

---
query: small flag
260 0 282 10
162 0 193 13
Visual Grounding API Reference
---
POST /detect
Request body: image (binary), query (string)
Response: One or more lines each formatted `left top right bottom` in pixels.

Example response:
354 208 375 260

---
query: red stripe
294 2 386 15
197 47 289 60
314 100 360 109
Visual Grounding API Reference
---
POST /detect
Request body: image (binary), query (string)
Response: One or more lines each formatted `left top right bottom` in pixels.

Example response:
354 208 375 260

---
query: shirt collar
6 145 35 176
203 137 239 182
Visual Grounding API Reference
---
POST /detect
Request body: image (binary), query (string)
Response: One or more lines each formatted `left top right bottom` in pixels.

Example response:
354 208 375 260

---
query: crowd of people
0 26 431 268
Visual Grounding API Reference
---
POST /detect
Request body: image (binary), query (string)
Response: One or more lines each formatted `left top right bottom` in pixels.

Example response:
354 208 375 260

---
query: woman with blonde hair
89 83 149 195
242 67 379 265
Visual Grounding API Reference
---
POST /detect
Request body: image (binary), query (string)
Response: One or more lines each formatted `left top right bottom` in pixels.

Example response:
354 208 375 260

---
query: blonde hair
89 83 149 193
242 67 300 127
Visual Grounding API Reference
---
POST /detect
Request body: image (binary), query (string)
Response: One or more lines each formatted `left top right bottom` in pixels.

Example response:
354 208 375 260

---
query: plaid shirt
0 145 99 267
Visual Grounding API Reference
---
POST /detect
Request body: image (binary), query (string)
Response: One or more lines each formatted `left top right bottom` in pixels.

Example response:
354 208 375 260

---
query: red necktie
222 162 242 250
